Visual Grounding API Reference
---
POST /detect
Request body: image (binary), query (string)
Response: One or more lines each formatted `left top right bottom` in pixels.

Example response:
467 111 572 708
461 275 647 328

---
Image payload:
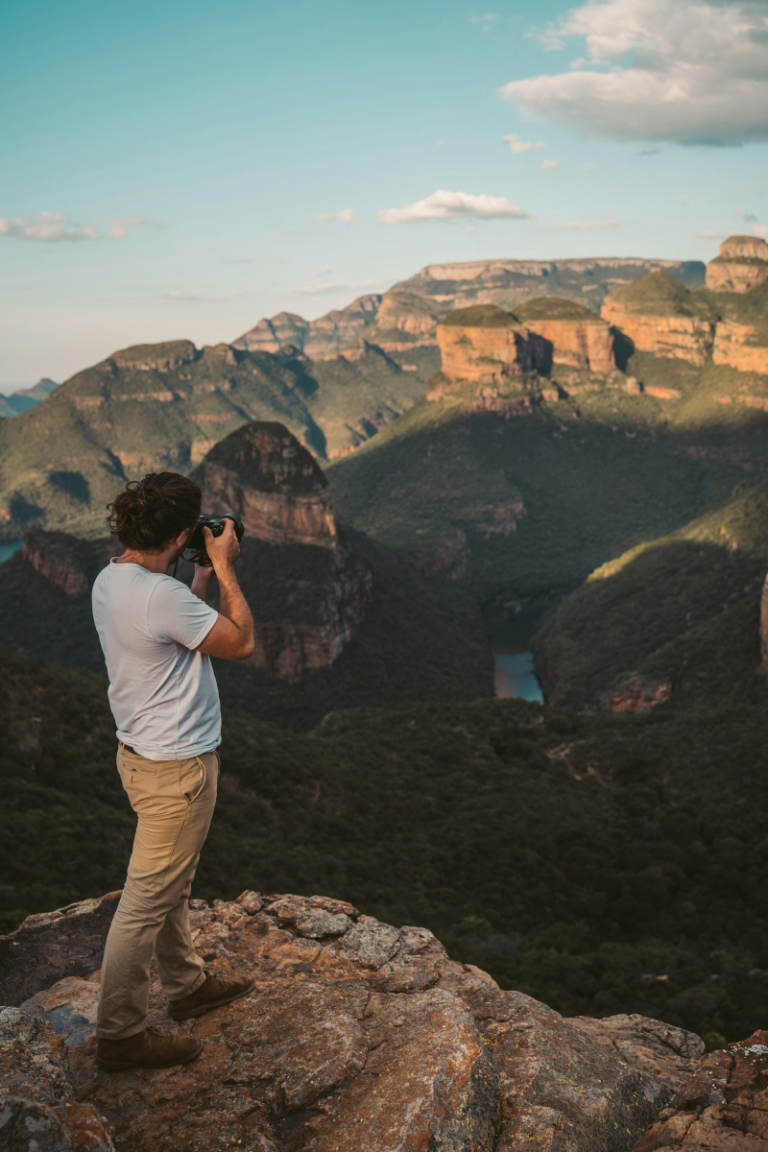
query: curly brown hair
107 472 202 552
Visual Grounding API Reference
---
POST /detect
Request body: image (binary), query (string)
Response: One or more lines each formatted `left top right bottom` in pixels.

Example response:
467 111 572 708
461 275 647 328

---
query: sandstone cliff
194 421 338 549
712 319 768 375
601 270 716 365
233 295 383 357
436 301 614 384
0 889 706 1152
705 235 768 293
193 421 371 682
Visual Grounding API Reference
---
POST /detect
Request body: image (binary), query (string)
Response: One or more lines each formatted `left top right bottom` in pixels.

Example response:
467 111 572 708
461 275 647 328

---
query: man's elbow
236 637 255 661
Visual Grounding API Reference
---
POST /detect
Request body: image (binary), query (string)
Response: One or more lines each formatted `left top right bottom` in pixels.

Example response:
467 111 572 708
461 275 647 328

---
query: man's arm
196 521 255 661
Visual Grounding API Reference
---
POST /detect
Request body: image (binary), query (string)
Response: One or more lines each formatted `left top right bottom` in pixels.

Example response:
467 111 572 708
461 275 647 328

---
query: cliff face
705 235 768 293
20 532 114 598
600 301 715 365
0 889 706 1152
194 422 370 681
195 422 338 549
233 295 383 357
712 320 768 375
436 301 615 383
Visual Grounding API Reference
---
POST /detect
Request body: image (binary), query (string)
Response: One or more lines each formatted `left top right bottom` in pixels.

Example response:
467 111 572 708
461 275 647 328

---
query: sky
2 0 768 387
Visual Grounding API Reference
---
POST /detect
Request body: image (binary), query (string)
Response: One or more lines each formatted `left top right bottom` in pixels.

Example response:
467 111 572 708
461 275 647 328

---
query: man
91 471 256 1072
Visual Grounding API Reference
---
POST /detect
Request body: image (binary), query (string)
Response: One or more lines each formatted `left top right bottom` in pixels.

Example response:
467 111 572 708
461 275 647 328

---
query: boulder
631 1029 768 1150
0 890 704 1152
0 1005 114 1150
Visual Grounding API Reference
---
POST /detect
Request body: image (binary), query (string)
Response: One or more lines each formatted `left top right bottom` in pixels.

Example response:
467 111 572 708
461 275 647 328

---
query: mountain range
0 378 58 419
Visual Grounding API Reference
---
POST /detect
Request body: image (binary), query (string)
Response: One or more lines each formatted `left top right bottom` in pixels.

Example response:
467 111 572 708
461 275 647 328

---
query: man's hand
190 562 215 603
203 519 240 571
196 519 254 661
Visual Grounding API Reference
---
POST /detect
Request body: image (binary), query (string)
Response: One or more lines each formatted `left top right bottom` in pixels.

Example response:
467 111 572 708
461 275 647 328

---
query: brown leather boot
168 973 255 1020
97 1026 202 1072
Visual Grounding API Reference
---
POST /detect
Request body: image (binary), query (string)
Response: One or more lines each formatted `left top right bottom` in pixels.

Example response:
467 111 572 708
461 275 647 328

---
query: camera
185 513 244 566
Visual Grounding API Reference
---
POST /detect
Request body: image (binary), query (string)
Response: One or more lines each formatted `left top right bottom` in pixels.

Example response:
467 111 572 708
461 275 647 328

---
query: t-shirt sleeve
146 577 219 650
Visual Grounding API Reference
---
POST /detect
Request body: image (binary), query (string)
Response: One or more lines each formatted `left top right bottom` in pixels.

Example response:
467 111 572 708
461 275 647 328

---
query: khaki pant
96 744 219 1039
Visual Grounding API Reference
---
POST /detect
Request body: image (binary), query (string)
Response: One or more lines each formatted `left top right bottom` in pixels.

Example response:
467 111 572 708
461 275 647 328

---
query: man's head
107 472 202 554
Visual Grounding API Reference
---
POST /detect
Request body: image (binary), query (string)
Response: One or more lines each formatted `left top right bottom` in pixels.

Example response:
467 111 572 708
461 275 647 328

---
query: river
483 599 551 704
0 540 22 564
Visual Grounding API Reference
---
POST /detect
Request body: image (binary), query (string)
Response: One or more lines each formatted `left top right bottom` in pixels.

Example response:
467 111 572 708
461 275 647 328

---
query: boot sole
168 978 256 1021
97 1038 203 1073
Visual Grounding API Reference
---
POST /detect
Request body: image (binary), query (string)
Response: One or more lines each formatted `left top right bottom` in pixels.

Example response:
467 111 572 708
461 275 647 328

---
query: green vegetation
328 389 755 601
3 648 768 1044
0 528 493 730
531 474 768 709
441 304 522 328
608 270 718 318
0 341 436 539
515 297 605 322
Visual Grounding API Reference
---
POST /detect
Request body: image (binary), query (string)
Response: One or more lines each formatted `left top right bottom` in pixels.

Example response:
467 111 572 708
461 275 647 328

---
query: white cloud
582 162 595 171
678 194 691 205
734 210 758 223
697 230 725 238
314 266 334 276
540 158 560 169
501 0 768 145
0 212 101 242
471 12 498 25
378 189 530 224
315 207 361 225
107 216 166 239
159 290 250 301
0 211 166 243
292 278 387 296
754 225 768 238
503 133 546 153
220 256 291 263
542 216 620 230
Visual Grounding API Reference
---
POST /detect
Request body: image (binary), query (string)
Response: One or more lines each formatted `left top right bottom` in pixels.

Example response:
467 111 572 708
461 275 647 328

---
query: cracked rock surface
1 891 704 1152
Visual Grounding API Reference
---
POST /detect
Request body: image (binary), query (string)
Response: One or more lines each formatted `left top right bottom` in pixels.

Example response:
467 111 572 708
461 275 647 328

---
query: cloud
754 225 768 238
292 278 388 296
315 208 361 225
503 133 545 153
501 0 768 145
541 216 620 230
582 162 595 171
107 216 165 239
314 266 334 276
540 158 560 169
697 230 725 238
378 189 530 223
678 194 691 205
471 12 498 26
637 148 661 156
734 210 758 223
0 212 101 242
220 256 291 263
158 290 250 302
0 211 166 243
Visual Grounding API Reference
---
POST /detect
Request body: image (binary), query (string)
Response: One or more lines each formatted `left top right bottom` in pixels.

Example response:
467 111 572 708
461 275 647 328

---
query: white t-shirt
92 559 221 761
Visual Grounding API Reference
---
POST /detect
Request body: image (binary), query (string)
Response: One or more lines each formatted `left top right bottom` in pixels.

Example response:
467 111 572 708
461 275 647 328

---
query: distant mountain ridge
233 256 705 359
0 378 58 418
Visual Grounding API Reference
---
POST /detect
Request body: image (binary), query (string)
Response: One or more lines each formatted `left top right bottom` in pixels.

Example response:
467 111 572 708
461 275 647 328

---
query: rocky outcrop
631 1030 768 1151
357 290 444 351
438 318 545 382
712 320 768 375
195 422 339 548
453 498 526 538
109 340 199 373
0 890 704 1152
194 422 371 679
234 295 383 358
602 677 672 714
415 530 471 580
21 532 114 597
600 300 714 365
0 1006 115 1150
705 235 768 293
437 302 615 383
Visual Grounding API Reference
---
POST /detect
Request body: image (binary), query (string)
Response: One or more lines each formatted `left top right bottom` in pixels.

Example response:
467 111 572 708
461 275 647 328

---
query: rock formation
436 301 615 385
712 320 768 376
194 421 338 548
632 1029 768 1150
601 677 672 714
233 295 383 358
109 340 199 373
601 271 715 366
194 422 371 681
0 889 705 1152
705 235 768 293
